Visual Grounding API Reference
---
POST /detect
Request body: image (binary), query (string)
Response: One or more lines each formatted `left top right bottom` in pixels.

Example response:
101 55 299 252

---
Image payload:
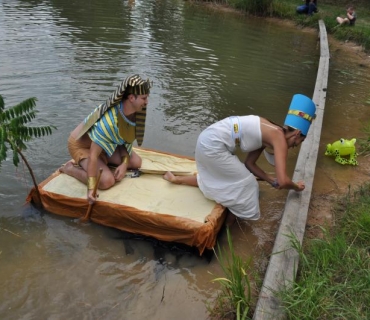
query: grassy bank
210 184 370 319
277 0 370 51
279 183 370 319
212 0 370 51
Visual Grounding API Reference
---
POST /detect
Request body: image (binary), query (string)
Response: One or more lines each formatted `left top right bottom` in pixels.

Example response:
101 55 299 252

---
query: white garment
196 115 262 220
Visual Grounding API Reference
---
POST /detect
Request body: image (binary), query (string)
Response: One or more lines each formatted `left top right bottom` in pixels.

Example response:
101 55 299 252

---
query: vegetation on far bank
209 0 370 51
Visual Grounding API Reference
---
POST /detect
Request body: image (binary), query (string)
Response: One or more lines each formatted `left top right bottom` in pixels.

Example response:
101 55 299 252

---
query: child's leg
337 17 344 24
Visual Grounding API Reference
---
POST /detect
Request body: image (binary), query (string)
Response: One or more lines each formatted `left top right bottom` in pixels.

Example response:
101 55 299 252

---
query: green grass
213 0 370 51
208 227 257 320
279 184 370 319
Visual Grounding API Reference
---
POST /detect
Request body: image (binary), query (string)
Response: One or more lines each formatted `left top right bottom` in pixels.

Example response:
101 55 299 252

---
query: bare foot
59 160 76 175
163 171 177 183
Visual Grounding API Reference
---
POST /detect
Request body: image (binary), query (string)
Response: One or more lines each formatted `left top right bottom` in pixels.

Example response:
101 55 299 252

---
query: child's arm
347 12 355 20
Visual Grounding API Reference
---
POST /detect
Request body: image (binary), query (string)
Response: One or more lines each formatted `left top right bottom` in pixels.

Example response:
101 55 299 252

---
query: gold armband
121 156 129 165
87 177 97 190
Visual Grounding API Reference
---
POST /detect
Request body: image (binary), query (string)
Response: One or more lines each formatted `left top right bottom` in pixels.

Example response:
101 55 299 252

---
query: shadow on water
106 228 215 264
1 0 370 319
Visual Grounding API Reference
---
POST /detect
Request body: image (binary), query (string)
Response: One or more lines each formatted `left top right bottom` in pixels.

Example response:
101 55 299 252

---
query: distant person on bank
296 0 317 16
163 94 316 224
336 6 357 26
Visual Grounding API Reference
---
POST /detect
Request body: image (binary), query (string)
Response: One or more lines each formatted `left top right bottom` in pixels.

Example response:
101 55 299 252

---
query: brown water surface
1 1 370 319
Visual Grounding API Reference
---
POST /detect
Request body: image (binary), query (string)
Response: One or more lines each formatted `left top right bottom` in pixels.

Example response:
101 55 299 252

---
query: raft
26 148 227 255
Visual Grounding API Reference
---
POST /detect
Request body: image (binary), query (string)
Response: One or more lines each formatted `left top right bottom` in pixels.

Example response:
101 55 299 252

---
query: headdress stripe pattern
135 107 146 146
76 75 151 146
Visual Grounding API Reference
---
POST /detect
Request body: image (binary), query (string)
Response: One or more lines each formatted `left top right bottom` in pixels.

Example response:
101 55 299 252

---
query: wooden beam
253 20 329 320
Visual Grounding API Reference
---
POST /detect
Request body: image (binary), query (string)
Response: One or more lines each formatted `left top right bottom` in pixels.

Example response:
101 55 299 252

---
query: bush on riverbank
226 0 273 15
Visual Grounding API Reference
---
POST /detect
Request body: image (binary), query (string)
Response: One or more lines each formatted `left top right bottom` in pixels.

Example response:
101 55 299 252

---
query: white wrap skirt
195 116 261 220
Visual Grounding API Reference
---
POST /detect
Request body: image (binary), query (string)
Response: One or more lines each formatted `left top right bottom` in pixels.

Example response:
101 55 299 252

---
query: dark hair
267 119 306 137
122 89 137 100
284 125 306 137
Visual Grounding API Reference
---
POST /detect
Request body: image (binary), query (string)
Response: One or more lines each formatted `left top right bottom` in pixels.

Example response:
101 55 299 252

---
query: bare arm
256 121 304 191
244 136 296 189
245 147 276 185
87 141 104 202
347 11 355 20
269 133 304 191
112 145 130 182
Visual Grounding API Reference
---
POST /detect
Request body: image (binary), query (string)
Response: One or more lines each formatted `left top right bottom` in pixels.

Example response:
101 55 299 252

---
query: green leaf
0 95 4 110
0 94 55 174
12 148 19 167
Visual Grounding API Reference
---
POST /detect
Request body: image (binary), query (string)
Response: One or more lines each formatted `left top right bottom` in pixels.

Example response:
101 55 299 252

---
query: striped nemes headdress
124 74 151 95
76 74 151 146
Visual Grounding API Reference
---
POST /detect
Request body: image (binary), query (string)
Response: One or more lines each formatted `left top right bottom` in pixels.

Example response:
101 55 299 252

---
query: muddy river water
1 1 370 319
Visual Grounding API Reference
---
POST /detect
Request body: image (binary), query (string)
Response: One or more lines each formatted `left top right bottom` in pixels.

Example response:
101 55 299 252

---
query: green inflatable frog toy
325 138 358 165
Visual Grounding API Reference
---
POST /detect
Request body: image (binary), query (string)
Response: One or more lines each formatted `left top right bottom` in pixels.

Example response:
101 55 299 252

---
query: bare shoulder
260 118 283 134
260 118 285 147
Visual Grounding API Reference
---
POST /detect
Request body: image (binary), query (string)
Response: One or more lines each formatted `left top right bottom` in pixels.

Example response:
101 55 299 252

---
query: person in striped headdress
60 74 151 204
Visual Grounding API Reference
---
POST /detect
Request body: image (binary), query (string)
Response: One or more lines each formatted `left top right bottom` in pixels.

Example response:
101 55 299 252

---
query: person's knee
130 153 142 168
99 174 115 189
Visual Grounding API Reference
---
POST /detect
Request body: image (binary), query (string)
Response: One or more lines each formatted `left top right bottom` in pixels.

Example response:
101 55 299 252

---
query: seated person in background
336 6 357 26
296 0 318 16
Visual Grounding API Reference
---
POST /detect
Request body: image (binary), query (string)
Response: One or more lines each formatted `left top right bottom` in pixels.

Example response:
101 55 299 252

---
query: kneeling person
164 94 316 224
60 74 151 204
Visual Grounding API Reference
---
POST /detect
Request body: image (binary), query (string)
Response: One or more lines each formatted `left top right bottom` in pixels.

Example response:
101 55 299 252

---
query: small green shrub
209 227 254 319
0 94 56 207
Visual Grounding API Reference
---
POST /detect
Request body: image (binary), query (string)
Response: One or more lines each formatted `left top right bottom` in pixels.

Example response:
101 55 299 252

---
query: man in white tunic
163 94 316 222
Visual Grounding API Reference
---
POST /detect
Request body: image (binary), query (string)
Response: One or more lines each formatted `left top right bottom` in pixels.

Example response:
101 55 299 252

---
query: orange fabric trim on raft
26 148 227 255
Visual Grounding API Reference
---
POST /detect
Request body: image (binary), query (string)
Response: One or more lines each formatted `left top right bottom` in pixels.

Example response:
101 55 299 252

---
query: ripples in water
3 0 368 319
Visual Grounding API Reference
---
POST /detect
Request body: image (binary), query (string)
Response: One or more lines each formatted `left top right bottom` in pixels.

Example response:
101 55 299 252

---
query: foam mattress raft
26 148 227 255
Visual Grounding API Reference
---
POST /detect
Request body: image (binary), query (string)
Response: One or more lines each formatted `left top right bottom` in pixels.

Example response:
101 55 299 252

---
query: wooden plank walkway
253 20 329 320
